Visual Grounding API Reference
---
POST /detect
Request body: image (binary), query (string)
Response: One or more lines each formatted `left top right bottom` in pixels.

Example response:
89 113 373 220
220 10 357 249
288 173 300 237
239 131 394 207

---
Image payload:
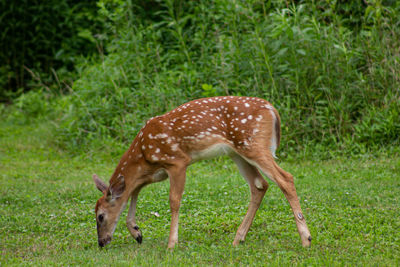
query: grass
1 120 399 266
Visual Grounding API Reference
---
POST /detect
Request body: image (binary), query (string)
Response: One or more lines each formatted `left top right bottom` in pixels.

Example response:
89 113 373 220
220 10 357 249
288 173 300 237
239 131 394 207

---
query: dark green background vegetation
1 0 399 156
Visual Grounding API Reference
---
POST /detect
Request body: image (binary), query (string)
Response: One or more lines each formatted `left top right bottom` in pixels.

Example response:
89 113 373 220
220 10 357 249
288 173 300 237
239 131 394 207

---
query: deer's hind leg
248 154 312 247
231 154 269 246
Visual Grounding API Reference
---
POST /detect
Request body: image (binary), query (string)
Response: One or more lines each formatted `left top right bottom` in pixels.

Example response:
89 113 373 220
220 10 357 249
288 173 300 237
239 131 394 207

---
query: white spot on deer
256 115 263 121
243 140 249 146
123 161 127 165
142 145 146 150
269 109 278 158
149 145 153 149
241 119 247 124
234 106 238 111
155 133 168 139
255 178 264 190
171 143 179 151
152 155 159 161
241 130 245 134
265 104 273 109
248 115 253 120
155 148 160 153
212 126 217 130
240 112 245 116
121 167 125 171
253 128 259 134
244 103 250 107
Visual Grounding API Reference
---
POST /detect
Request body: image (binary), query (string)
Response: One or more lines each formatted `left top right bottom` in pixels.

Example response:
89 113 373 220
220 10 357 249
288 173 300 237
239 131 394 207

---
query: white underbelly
152 168 168 182
189 143 234 163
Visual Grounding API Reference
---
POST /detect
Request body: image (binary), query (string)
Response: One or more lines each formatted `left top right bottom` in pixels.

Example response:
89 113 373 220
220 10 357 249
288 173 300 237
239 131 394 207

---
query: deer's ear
93 174 108 193
106 174 125 200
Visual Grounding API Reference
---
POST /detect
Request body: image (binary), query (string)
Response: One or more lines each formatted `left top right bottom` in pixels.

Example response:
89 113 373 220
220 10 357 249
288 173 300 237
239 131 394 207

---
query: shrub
0 0 105 101
20 0 400 156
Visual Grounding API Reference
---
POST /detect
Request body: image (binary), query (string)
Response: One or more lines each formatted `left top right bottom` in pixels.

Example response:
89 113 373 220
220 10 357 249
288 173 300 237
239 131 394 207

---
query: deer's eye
98 214 104 223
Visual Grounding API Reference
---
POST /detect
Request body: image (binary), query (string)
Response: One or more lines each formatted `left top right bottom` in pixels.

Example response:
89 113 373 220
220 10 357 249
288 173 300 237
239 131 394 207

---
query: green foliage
46 0 400 155
0 0 104 101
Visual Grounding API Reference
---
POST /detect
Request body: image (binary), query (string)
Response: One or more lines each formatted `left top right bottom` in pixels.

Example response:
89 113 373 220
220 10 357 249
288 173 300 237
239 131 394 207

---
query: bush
4 0 395 157
0 0 105 101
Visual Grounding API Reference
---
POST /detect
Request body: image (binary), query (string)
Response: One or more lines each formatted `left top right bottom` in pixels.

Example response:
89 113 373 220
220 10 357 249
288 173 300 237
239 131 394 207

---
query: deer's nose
98 236 111 247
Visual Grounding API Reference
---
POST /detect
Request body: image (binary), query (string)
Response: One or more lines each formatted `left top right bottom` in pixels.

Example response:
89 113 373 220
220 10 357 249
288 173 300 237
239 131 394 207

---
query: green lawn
1 121 399 266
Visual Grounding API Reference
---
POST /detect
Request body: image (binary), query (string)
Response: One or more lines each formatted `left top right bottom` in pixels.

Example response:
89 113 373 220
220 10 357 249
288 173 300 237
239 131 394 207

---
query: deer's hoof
135 233 143 244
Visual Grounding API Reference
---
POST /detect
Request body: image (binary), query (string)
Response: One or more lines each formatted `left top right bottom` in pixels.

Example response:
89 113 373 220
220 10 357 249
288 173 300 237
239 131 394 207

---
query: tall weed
33 0 400 156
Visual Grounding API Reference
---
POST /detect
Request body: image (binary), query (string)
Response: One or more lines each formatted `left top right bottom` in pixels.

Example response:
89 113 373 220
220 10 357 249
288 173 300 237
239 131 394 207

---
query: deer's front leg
167 165 187 249
127 188 143 244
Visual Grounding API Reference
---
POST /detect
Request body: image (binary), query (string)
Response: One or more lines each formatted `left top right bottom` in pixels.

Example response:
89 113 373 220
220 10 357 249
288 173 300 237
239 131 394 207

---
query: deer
93 96 312 249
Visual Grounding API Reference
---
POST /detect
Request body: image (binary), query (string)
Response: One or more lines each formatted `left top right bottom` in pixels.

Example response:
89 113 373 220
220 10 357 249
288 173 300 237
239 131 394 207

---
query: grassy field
1 121 399 266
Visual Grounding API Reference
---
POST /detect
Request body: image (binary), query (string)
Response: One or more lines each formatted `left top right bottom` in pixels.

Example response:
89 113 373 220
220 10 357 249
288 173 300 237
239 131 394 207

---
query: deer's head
93 174 126 247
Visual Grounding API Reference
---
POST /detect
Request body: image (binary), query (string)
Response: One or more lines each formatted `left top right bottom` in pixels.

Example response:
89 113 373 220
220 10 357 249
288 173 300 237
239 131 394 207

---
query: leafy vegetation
0 0 104 101
5 0 398 156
